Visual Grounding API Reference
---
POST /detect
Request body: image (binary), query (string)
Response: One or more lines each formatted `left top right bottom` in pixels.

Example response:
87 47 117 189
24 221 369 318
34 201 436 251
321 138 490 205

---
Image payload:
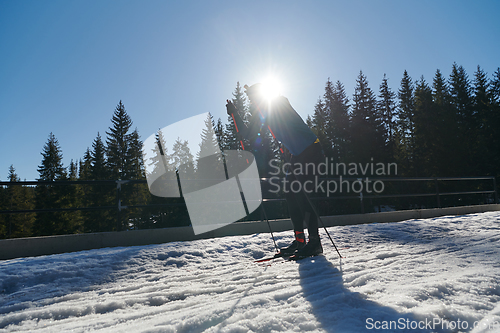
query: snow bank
1 212 500 332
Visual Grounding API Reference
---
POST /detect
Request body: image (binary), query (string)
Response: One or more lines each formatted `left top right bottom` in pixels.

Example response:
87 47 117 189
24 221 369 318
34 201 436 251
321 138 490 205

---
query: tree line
1 63 499 238
0 101 156 238
307 64 500 179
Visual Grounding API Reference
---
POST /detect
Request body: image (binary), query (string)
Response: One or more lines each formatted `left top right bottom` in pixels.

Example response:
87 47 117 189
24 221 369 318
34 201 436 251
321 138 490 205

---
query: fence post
116 181 121 231
116 180 129 231
435 178 441 208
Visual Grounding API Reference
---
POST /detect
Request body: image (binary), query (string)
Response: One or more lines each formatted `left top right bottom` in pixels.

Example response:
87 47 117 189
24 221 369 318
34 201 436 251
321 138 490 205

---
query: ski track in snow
1 212 500 332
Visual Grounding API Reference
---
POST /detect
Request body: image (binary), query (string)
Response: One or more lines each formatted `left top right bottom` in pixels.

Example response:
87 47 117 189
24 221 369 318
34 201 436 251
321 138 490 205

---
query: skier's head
244 83 264 104
245 80 282 106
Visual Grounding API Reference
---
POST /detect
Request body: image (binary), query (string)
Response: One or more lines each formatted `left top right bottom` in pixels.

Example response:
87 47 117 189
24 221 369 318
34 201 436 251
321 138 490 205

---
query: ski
255 247 349 263
254 252 290 263
288 253 323 261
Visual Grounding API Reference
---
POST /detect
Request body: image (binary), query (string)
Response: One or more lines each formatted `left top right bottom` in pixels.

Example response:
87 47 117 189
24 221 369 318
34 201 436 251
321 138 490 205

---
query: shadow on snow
298 256 438 333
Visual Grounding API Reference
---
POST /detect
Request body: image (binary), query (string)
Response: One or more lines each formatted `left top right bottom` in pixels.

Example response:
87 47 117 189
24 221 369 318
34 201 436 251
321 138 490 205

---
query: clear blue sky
1 0 499 181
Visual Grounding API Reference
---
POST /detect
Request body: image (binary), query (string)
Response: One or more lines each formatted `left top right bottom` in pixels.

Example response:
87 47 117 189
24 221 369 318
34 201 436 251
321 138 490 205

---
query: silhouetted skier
226 83 324 259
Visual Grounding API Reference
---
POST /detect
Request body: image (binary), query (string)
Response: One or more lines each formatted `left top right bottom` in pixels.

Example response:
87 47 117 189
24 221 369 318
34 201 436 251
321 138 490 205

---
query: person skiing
226 83 325 259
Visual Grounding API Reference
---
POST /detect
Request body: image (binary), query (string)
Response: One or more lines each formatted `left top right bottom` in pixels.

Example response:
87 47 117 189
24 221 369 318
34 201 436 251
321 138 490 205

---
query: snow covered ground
1 211 500 333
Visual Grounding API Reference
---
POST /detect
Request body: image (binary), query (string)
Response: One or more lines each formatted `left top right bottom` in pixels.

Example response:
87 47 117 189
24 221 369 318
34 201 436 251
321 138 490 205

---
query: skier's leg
293 142 324 258
280 173 306 255
294 188 323 258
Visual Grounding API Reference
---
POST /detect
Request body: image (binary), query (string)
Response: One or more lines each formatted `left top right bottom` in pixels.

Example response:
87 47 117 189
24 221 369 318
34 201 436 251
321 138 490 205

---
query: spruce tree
4 166 35 238
33 133 71 236
413 77 435 176
489 68 500 180
105 101 147 230
310 97 329 155
5 166 20 238
85 133 114 232
142 129 184 229
226 82 249 151
0 176 5 238
449 63 475 175
169 137 194 227
215 118 226 152
432 69 457 176
350 71 385 163
197 113 220 160
315 78 351 160
147 129 172 179
37 133 67 182
171 137 194 175
377 75 397 163
491 68 500 104
79 148 92 180
124 128 148 230
328 80 350 161
473 66 493 176
125 129 145 180
90 133 109 180
197 113 225 184
106 100 133 180
396 70 416 175
65 159 83 232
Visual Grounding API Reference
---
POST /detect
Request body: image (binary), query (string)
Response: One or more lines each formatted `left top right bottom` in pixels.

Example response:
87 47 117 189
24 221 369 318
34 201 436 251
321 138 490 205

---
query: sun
259 76 283 101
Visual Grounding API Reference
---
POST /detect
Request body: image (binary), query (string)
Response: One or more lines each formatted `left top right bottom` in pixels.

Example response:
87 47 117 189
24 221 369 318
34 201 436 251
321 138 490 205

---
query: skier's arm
226 100 261 141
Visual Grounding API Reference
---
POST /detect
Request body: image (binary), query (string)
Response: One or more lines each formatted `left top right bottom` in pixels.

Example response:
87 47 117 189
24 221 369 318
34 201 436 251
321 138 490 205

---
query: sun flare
259 76 282 101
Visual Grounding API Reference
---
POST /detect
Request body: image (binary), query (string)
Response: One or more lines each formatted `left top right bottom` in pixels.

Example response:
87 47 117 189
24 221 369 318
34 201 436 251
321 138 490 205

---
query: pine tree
124 128 148 230
0 176 5 238
106 100 133 180
377 74 397 161
309 97 329 155
171 137 194 176
449 63 475 175
125 129 145 180
489 68 500 180
226 82 249 151
396 70 416 175
431 69 457 176
168 137 194 227
314 80 350 161
215 117 226 152
37 133 67 182
473 66 493 176
350 71 385 163
90 133 109 180
65 159 83 232
5 166 20 238
197 113 225 181
142 129 186 229
33 133 71 236
84 133 114 232
4 165 35 238
413 77 435 176
328 80 350 161
79 148 92 180
105 101 147 230
197 113 220 160
491 68 500 105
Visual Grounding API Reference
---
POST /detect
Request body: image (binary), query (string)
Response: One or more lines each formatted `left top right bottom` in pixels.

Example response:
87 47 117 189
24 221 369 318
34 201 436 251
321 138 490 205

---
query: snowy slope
1 212 500 333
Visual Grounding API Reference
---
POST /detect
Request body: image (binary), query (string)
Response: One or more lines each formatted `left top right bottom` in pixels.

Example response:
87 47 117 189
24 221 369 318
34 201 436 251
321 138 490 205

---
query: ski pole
228 102 279 253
